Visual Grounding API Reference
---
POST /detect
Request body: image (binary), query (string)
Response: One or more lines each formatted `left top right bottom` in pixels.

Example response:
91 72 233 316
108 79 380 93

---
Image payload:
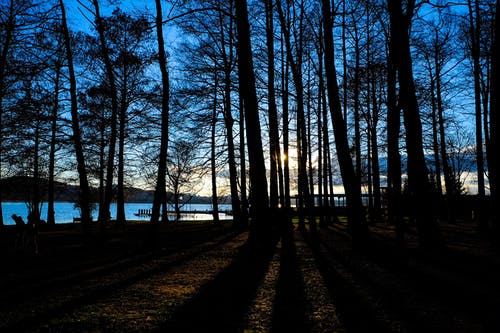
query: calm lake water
2 202 232 225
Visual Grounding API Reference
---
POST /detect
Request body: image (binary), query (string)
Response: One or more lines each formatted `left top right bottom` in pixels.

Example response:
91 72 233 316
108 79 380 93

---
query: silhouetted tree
489 0 499 240
383 0 403 243
387 0 442 247
59 0 93 232
150 0 170 228
0 0 39 226
466 0 487 228
101 9 154 225
47 61 61 226
83 0 119 229
321 0 368 244
264 0 285 212
235 0 270 240
276 0 313 231
166 139 204 222
174 0 243 226
415 14 459 223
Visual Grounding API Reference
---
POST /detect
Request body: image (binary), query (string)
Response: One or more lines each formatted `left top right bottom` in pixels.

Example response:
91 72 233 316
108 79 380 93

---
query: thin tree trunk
366 21 373 215
322 73 333 225
116 64 127 225
342 0 348 122
264 0 284 211
367 118 373 214
326 126 338 224
429 68 443 196
218 6 242 224
353 27 362 184
321 0 368 244
93 0 119 230
47 64 61 226
60 0 93 233
32 104 42 224
306 72 315 207
280 27 292 232
318 24 334 226
211 70 220 224
239 96 249 227
370 80 382 223
281 31 291 210
276 0 311 230
468 0 487 228
434 43 455 224
306 67 317 233
316 45 324 226
150 0 170 231
99 117 106 221
386 16 403 244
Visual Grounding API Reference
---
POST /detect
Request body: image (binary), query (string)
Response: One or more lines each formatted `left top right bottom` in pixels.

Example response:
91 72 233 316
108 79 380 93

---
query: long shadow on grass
157 240 276 332
304 230 390 333
271 231 310 332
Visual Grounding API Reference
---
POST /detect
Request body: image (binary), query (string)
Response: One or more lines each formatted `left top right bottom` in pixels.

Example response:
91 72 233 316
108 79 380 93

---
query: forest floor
0 218 499 332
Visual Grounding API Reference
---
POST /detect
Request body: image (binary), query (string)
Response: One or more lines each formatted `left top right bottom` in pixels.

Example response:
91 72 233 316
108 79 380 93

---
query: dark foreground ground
0 218 499 332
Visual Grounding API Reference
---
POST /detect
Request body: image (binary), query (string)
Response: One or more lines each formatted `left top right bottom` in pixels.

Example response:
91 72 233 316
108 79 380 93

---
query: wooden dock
134 208 233 217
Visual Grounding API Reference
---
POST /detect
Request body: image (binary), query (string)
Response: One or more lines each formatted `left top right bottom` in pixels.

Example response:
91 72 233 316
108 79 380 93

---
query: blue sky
65 0 157 32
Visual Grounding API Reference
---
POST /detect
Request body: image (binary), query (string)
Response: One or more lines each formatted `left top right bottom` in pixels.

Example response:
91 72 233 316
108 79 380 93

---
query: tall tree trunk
327 134 337 218
468 0 487 228
93 0 119 230
281 32 291 210
116 64 128 225
321 0 367 243
366 21 373 215
386 16 403 244
279 27 292 232
367 122 373 213
341 0 348 122
370 78 382 223
322 72 333 225
99 116 106 221
276 0 311 230
429 68 443 196
32 105 41 224
218 6 242 224
60 0 93 233
47 64 61 226
318 24 335 225
489 0 499 241
353 27 362 184
434 43 456 224
387 0 442 247
239 96 249 226
306 73 315 211
264 0 284 211
211 70 220 224
234 0 270 240
317 79 324 226
150 0 170 230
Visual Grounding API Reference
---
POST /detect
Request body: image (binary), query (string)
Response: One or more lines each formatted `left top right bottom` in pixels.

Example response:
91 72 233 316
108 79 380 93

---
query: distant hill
0 176 217 204
1 176 81 202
